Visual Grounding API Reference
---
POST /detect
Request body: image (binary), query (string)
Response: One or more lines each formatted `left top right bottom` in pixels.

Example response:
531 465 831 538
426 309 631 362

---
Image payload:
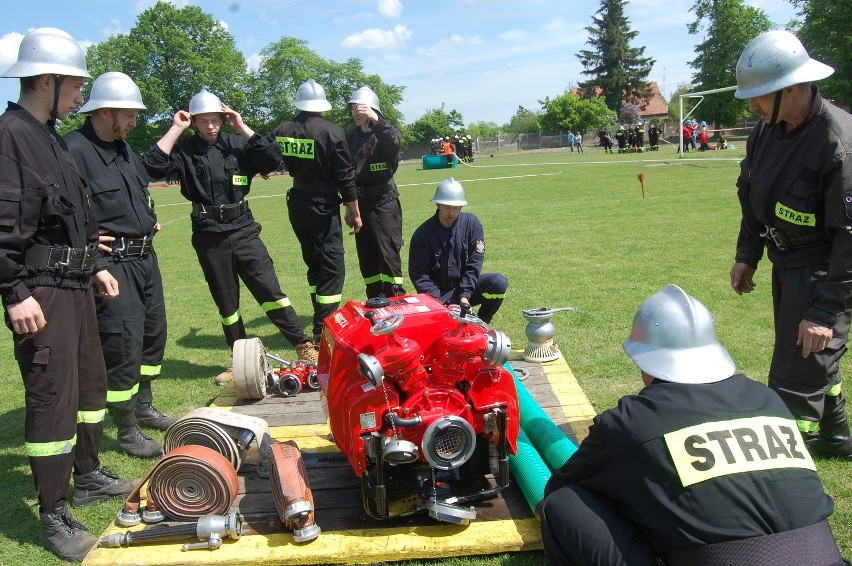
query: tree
577 0 656 113
503 106 541 134
687 0 771 127
789 0 852 107
468 121 500 138
82 1 250 150
250 38 404 133
539 91 616 133
619 103 641 125
667 82 698 124
402 106 464 147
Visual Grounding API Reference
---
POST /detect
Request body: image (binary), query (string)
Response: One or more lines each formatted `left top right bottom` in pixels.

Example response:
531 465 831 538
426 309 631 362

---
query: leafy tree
789 0 852 107
667 82 698 124
539 91 616 133
619 103 641 125
577 0 656 112
401 106 462 147
250 37 404 132
82 1 250 150
687 0 771 127
468 121 500 138
503 106 541 134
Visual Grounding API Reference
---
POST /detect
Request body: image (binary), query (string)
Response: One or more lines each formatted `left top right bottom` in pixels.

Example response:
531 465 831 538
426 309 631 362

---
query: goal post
678 85 737 157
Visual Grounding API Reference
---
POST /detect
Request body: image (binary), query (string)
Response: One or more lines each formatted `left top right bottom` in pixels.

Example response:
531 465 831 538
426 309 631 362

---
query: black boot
805 394 852 460
39 504 97 561
72 467 138 507
112 408 163 458
135 402 177 431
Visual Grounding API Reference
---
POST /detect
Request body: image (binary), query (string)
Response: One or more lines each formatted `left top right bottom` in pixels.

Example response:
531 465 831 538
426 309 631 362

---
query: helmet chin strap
768 89 783 126
48 74 64 128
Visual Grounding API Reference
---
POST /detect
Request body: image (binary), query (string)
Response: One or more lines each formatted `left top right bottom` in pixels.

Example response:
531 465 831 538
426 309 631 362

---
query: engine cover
317 294 519 522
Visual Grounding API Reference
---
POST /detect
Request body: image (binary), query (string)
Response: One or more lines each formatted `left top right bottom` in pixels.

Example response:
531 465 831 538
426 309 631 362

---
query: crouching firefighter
539 285 849 566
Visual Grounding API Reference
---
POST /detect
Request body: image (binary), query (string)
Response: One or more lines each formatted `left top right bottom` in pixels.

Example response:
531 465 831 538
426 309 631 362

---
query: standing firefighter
142 89 318 385
0 28 134 561
730 30 852 461
272 79 361 341
65 72 173 459
409 178 508 324
346 86 404 299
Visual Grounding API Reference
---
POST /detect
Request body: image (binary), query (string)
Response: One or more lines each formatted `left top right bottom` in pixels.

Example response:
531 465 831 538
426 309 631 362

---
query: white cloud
99 18 124 38
499 30 528 42
341 24 412 51
0 32 23 74
415 33 482 57
218 19 229 32
245 52 264 71
543 18 568 32
377 0 403 19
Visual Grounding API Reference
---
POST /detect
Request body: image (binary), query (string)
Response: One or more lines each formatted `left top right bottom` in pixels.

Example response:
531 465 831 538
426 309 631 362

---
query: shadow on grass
0 405 43 548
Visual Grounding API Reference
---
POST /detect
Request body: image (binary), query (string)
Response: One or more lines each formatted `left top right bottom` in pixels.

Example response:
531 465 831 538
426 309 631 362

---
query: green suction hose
506 364 578 470
508 426 551 511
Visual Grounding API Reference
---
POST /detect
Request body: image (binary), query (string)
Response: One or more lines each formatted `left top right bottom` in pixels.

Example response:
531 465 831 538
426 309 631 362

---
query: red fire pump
317 294 519 524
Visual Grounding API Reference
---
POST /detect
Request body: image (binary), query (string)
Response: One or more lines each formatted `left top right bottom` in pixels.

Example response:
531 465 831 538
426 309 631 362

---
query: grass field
0 143 849 564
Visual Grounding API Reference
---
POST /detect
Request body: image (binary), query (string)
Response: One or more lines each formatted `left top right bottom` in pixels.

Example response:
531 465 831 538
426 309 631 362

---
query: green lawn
0 144 848 564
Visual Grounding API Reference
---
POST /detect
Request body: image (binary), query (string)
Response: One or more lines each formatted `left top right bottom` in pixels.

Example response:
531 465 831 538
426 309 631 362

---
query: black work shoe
805 435 852 461
135 402 177 431
72 467 138 507
117 425 163 458
39 504 97 561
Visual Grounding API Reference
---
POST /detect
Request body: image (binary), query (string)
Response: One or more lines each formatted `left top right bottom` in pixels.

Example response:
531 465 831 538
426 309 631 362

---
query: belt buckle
760 226 788 251
216 204 228 222
112 236 127 258
54 246 72 271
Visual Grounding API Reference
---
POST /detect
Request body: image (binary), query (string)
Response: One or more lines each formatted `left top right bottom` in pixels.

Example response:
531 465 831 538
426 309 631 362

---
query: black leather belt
25 244 97 271
110 235 154 258
761 225 827 251
192 200 248 222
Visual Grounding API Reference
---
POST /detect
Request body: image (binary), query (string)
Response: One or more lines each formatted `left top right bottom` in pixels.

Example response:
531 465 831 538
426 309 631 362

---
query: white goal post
678 85 737 157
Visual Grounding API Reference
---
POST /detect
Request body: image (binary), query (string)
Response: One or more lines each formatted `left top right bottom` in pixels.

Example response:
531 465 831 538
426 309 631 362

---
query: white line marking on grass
455 157 740 168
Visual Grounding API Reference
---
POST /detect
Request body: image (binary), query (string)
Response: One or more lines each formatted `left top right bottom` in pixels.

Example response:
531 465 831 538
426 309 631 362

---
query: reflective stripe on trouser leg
192 228 247 348
768 263 850 423
288 198 345 338
141 250 167 385
355 198 404 299
471 273 509 324
16 287 107 510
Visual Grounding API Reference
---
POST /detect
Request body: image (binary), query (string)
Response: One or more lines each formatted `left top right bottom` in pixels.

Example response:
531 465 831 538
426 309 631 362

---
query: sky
0 0 799 126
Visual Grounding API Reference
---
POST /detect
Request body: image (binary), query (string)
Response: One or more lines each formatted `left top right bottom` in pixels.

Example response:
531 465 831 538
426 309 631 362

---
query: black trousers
96 252 167 415
540 484 661 566
9 286 106 512
770 262 849 428
287 195 345 338
191 222 308 348
440 273 509 324
355 197 404 299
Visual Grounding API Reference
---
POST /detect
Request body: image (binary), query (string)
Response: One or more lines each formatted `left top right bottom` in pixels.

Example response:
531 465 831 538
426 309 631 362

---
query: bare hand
730 262 757 295
94 270 119 299
221 103 243 129
173 110 191 130
352 103 378 125
7 296 46 334
797 320 833 357
153 222 161 233
345 211 362 235
98 229 115 253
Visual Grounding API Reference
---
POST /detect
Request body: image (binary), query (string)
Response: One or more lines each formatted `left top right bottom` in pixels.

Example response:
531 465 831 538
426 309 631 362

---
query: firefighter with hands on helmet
729 29 852 461
65 71 174 459
271 79 362 341
345 86 405 299
408 178 508 324
141 88 319 386
540 284 848 566
0 28 137 561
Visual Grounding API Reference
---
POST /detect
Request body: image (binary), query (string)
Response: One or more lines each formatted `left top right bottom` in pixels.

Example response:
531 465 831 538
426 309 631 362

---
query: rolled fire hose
164 407 272 477
507 365 578 470
149 445 239 521
508 427 552 514
268 440 321 543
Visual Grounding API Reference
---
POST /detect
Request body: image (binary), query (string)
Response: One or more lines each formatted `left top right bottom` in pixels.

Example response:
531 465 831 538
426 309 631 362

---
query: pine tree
576 0 655 113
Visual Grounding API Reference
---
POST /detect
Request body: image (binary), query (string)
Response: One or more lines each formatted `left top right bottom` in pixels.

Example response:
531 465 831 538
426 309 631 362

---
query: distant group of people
430 134 474 164
603 122 662 153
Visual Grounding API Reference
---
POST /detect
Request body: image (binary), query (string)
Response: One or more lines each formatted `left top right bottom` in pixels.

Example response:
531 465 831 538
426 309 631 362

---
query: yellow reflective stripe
482 292 505 299
363 274 382 284
316 294 342 304
774 202 816 227
798 419 820 433
221 309 241 326
26 435 76 457
663 416 815 487
106 383 140 403
78 409 105 424
827 383 841 397
308 285 317 294
140 364 161 376
232 174 248 186
261 298 291 312
275 136 315 159
369 162 389 172
364 274 404 285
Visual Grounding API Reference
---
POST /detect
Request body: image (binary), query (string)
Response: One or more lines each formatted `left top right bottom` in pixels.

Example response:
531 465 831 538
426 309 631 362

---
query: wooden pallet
84 355 595 566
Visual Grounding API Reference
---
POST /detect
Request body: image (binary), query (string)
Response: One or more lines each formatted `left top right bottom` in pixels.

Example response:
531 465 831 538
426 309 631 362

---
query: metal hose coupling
98 511 242 551
268 440 321 543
